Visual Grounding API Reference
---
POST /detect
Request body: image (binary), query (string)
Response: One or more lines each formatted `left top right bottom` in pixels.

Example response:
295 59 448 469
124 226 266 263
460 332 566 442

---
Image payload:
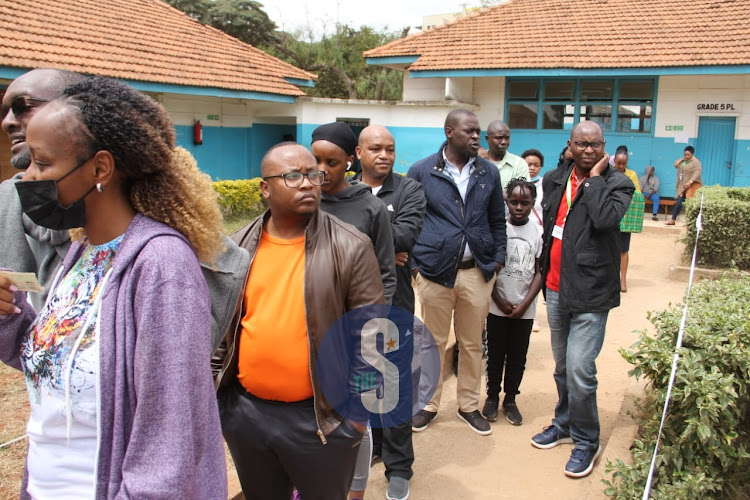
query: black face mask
16 154 97 230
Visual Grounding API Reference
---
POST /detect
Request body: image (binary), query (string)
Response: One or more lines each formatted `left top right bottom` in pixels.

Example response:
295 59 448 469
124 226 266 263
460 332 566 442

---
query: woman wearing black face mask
0 77 229 499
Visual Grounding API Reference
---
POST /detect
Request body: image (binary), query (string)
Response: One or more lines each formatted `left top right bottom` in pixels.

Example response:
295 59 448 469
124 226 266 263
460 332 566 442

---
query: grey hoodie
0 173 70 310
321 182 396 304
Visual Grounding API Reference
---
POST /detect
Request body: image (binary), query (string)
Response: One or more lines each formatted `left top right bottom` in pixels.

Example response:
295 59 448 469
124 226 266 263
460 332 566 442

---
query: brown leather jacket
212 209 385 441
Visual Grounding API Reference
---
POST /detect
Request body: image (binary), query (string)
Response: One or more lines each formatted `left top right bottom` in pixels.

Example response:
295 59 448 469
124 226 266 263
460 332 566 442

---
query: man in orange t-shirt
213 143 386 499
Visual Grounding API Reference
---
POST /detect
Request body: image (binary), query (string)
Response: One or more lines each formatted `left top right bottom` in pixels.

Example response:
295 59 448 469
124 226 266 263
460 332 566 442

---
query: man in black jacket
530 121 633 479
355 125 425 500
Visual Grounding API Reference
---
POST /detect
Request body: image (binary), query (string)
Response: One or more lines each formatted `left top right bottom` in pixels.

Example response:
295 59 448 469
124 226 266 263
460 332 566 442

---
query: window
506 79 654 133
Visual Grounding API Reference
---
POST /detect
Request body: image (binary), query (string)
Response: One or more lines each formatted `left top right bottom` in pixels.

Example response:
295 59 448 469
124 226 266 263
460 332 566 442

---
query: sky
264 0 479 37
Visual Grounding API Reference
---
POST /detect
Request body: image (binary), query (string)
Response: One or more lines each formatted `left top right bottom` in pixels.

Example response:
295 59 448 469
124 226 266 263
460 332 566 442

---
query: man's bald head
261 141 314 177
2 68 86 169
487 120 509 135
357 125 395 182
570 120 603 140
445 109 476 130
568 120 606 173
358 124 393 146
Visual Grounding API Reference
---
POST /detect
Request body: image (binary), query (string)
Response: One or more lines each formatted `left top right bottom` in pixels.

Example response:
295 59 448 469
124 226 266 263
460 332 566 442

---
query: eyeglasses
572 141 606 152
262 170 325 188
1 95 50 120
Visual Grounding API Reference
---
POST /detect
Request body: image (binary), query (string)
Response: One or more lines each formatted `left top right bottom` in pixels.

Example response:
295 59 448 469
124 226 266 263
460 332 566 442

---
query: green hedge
605 275 750 499
212 178 267 220
682 186 750 270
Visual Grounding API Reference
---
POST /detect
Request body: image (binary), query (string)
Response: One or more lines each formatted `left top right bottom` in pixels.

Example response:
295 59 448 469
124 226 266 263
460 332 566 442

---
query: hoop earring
96 182 104 193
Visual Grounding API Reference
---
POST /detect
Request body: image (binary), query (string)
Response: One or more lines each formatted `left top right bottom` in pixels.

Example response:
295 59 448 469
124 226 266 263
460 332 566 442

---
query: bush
682 186 750 270
212 178 267 219
604 275 750 499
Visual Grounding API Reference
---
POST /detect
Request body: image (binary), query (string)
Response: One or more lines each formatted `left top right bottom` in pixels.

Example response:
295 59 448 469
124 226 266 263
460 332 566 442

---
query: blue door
696 117 736 187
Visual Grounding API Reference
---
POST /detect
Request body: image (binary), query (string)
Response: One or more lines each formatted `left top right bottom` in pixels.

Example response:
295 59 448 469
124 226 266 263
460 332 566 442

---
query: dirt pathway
362 222 689 499
0 222 691 500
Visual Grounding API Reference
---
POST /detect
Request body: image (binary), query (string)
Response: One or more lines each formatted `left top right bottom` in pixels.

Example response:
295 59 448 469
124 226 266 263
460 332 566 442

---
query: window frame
505 77 656 135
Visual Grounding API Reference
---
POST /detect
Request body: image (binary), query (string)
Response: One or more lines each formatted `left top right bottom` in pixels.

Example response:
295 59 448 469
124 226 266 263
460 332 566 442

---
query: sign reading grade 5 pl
697 103 736 111
316 305 440 428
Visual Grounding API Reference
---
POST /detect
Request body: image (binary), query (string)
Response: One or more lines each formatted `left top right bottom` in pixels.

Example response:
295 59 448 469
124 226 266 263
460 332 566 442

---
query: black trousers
371 421 414 480
485 314 533 399
219 383 362 500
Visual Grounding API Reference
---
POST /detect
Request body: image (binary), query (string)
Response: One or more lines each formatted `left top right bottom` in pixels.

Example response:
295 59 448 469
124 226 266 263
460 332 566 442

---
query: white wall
656 74 749 139
294 98 468 128
445 77 474 102
402 75 446 101
161 94 254 127
473 77 505 128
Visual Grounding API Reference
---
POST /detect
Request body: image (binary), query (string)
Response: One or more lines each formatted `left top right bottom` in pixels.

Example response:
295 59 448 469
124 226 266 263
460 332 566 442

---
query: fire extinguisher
193 120 203 145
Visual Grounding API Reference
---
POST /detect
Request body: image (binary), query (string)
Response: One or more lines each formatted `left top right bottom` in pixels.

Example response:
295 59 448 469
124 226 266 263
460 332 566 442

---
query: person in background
521 148 544 229
485 120 530 191
667 146 702 226
556 145 574 169
354 124 426 500
521 148 545 333
613 150 644 293
214 142 384 499
639 166 661 221
1 69 86 309
482 178 543 427
0 76 227 499
311 121 396 305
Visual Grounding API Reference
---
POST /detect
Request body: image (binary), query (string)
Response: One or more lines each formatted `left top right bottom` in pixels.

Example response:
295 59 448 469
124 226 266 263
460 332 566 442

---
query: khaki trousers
416 268 495 413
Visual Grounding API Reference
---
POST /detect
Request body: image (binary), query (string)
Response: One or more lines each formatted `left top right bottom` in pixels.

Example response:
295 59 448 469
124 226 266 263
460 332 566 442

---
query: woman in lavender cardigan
0 77 227 499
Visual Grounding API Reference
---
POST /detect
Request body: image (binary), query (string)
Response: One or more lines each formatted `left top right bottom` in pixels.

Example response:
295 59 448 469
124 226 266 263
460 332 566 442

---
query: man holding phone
531 121 633 478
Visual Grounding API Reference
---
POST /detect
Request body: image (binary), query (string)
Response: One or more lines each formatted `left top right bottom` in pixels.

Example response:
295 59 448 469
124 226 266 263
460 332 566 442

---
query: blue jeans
644 192 660 215
672 194 686 221
546 289 609 450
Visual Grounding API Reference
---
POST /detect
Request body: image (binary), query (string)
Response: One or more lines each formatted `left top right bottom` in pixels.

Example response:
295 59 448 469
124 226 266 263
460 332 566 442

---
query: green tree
165 0 278 47
270 24 404 100
207 0 278 48
165 0 404 100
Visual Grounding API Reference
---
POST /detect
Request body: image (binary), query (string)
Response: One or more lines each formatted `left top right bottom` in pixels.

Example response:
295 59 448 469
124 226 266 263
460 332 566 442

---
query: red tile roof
0 0 316 97
365 0 750 71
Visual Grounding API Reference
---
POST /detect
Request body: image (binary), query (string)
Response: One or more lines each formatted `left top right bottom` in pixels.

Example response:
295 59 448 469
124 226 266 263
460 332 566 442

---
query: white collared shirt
442 149 475 202
442 149 475 260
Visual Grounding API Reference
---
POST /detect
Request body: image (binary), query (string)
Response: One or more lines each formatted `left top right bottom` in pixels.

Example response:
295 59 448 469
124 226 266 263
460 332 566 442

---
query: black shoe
564 446 603 478
652 215 659 221
502 401 523 425
457 409 492 436
531 425 573 449
482 398 499 422
411 410 437 432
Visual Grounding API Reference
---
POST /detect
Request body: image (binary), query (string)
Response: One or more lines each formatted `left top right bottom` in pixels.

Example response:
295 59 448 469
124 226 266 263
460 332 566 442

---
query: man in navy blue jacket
408 109 506 436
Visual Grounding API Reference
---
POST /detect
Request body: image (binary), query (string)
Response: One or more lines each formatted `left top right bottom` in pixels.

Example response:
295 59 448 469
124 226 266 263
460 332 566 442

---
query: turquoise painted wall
297 124 447 175
176 124 295 180
176 125 251 180
249 124 297 179
176 124 750 191
735 139 750 188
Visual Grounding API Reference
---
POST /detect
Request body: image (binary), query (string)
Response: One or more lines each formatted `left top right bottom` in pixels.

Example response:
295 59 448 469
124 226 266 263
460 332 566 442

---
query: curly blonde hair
63 77 224 263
